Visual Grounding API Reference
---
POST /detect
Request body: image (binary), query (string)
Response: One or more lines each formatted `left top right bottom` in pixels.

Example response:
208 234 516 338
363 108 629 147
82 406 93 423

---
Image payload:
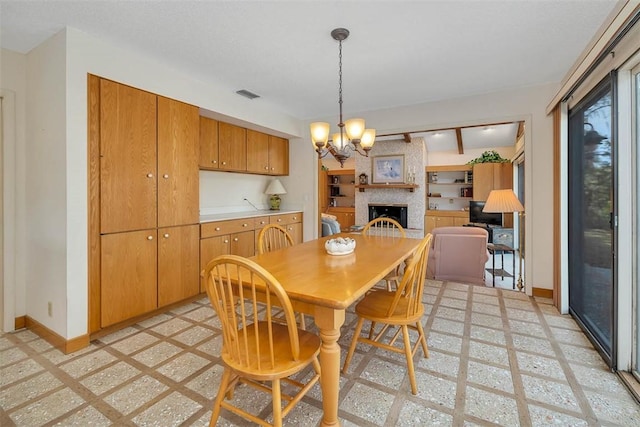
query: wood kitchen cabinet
472 163 513 201
199 116 219 170
246 129 270 174
246 130 289 175
268 136 289 175
101 229 158 327
327 207 355 231
99 80 157 234
91 76 200 333
218 122 247 172
157 96 199 227
424 212 469 234
158 225 200 308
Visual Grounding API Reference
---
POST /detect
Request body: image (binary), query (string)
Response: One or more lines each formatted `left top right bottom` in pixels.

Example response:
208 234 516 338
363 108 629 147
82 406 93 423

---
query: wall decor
372 155 405 184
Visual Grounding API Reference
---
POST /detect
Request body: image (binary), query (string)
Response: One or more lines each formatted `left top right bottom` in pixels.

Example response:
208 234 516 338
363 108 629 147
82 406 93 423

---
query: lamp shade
483 189 524 213
360 129 376 148
265 179 287 195
310 122 330 148
344 118 365 140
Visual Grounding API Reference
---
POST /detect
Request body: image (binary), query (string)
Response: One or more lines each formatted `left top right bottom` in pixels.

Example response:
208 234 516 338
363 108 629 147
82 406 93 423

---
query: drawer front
269 212 302 225
253 216 271 230
201 218 254 238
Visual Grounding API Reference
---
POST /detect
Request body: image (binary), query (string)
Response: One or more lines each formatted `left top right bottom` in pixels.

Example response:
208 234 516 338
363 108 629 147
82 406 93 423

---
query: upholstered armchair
427 226 489 285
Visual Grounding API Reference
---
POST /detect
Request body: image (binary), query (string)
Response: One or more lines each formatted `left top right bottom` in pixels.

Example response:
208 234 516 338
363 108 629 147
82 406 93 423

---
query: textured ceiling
1 0 618 122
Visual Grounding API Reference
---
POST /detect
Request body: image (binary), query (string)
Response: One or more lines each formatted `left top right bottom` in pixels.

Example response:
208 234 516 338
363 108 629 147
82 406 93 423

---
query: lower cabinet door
231 230 255 257
285 222 303 244
200 235 231 292
158 224 200 307
101 229 158 327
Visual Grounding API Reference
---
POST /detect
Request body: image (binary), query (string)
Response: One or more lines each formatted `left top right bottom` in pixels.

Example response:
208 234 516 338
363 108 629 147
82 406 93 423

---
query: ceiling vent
236 89 260 100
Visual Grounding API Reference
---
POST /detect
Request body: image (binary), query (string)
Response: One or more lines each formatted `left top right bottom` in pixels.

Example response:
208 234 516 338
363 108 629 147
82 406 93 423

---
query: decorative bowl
325 237 356 256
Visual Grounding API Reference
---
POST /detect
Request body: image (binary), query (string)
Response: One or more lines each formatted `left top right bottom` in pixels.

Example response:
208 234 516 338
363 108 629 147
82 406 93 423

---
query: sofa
321 214 341 237
427 226 490 285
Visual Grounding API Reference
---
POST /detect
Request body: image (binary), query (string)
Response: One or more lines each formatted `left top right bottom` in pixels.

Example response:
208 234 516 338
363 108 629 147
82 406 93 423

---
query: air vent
236 89 260 100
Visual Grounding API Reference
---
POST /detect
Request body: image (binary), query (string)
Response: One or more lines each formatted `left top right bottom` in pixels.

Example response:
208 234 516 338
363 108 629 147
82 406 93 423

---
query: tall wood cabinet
324 169 356 230
90 76 200 331
472 163 513 201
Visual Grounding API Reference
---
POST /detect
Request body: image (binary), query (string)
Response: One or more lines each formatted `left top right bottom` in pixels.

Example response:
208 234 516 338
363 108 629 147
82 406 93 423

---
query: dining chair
362 217 407 290
342 233 433 395
362 217 406 237
202 254 321 427
256 224 307 330
257 223 295 255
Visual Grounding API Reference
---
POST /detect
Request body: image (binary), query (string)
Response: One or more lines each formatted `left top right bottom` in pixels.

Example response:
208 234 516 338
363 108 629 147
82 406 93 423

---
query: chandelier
310 28 375 167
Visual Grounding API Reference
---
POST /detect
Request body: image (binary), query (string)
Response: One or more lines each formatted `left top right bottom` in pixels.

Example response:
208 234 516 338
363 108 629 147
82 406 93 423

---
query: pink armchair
427 226 489 285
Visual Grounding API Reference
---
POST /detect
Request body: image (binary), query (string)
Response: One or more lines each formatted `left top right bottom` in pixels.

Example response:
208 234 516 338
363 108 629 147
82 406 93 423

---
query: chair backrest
202 255 301 370
428 226 489 285
257 224 294 255
362 217 406 237
387 233 433 318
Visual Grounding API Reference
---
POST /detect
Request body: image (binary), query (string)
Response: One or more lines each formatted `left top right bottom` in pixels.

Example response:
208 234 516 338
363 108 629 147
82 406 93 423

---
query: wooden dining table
250 233 422 427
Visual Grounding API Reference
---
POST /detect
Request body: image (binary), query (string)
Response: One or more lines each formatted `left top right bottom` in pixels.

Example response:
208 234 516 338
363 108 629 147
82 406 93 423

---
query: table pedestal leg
314 306 346 427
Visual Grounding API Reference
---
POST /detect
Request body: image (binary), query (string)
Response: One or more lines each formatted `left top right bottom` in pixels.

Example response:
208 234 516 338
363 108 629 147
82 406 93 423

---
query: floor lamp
483 189 525 291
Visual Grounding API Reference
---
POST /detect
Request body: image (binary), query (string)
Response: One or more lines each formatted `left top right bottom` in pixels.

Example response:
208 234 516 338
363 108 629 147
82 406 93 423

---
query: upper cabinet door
199 116 219 170
157 97 200 227
100 80 157 234
269 136 289 175
246 129 270 174
218 122 247 172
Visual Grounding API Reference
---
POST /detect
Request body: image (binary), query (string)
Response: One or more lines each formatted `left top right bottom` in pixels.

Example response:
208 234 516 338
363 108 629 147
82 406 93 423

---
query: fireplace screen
368 204 408 228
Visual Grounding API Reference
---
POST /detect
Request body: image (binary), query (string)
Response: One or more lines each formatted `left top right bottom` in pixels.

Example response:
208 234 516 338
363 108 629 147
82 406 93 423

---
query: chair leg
272 378 282 427
416 321 429 358
210 368 232 427
299 313 306 331
402 325 418 395
342 317 365 374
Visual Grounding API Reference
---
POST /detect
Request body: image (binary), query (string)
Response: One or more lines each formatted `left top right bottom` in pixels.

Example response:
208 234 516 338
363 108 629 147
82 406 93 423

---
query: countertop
199 209 302 223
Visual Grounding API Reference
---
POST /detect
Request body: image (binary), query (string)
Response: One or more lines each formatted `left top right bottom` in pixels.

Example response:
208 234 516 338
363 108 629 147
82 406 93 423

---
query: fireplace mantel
355 184 418 192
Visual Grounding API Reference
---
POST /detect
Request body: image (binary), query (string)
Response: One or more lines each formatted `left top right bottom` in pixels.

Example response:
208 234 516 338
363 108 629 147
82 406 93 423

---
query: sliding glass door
633 64 640 381
568 75 616 365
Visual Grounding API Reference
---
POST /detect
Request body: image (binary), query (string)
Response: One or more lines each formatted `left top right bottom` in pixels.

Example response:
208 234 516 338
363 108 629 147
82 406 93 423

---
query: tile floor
2 279 639 426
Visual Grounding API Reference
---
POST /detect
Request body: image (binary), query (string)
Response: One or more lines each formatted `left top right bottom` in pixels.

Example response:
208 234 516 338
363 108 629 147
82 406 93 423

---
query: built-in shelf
355 184 419 192
428 196 473 200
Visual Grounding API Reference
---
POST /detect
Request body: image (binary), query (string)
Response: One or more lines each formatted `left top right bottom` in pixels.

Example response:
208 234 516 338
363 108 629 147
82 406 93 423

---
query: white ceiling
421 122 520 153
1 0 618 124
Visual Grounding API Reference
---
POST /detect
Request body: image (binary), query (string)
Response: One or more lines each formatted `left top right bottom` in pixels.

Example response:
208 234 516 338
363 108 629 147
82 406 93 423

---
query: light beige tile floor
1 280 639 426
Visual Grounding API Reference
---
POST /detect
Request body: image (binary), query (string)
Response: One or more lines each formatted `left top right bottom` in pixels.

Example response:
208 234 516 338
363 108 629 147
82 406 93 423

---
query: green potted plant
467 150 510 165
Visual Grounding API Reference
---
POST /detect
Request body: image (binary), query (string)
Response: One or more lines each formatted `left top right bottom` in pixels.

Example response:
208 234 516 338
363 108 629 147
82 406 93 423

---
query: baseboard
532 287 553 299
14 315 26 330
23 316 90 354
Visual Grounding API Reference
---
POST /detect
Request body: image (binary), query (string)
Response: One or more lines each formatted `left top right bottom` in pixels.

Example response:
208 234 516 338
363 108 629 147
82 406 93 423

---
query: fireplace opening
368 204 408 228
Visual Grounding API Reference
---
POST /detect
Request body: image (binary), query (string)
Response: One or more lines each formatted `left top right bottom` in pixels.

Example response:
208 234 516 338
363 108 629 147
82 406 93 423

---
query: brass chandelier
310 28 375 167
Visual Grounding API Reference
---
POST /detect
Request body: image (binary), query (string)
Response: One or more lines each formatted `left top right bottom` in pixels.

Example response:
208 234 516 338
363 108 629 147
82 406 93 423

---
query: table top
251 234 422 310
487 243 515 252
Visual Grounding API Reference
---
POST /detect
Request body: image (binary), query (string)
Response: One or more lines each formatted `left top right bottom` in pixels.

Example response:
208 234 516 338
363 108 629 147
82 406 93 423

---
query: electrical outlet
48 302 52 317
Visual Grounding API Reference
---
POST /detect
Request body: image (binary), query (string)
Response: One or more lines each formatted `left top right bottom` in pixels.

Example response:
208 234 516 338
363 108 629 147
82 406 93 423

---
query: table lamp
483 189 525 291
265 179 287 210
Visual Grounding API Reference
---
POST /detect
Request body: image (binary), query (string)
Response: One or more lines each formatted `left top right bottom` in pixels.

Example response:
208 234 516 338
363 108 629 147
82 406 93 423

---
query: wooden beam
376 120 521 140
517 121 525 139
455 128 464 154
403 133 412 143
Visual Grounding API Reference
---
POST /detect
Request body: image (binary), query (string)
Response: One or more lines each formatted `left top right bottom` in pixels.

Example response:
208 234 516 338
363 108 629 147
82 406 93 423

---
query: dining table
250 233 422 427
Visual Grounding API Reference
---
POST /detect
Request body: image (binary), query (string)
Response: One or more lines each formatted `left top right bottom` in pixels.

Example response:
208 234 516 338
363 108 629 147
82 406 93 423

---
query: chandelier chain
338 38 344 131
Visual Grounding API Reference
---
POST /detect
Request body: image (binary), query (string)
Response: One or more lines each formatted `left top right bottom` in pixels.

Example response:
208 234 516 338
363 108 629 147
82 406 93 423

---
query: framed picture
372 155 405 184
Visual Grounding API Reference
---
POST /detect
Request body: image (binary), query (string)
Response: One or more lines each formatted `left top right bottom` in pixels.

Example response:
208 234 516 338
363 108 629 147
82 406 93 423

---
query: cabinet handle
242 223 248 227
277 219 282 222
215 227 221 231
163 233 169 238
265 166 269 170
271 167 275 171
224 239 229 243
212 160 217 164
293 216 297 220
163 174 169 179
260 221 266 225
233 237 239 242
146 173 153 178
222 161 227 165
147 235 154 240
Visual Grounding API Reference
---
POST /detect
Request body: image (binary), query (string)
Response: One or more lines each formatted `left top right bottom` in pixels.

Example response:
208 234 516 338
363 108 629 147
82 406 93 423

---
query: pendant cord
338 38 345 145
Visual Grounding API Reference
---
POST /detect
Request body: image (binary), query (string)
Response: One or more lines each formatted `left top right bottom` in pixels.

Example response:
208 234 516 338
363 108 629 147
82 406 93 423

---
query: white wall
300 84 557 293
1 49 28 331
25 31 69 334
